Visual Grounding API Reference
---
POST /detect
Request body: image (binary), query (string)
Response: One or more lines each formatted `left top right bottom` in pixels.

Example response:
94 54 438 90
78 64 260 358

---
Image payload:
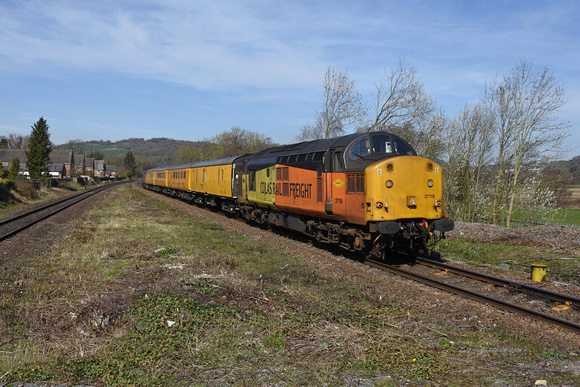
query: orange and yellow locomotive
143 132 453 260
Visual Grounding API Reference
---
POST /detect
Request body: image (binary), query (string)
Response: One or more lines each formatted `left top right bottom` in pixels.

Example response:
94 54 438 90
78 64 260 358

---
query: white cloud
1 0 578 154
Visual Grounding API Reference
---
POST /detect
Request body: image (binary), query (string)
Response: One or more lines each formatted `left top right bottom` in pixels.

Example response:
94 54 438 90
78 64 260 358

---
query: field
0 185 578 385
83 144 128 156
561 207 580 225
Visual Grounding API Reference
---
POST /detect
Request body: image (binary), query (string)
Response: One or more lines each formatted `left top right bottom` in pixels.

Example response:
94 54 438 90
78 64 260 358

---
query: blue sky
1 0 579 159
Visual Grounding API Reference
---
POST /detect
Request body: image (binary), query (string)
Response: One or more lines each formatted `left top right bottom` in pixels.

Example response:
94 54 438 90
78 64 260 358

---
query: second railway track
364 256 580 334
0 182 125 241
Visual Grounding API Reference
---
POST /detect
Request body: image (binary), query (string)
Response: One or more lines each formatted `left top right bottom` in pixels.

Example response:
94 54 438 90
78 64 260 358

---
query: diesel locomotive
143 132 454 260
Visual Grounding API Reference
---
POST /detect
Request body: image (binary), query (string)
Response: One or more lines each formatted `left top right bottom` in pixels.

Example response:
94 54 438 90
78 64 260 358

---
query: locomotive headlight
427 179 434 188
385 180 393 188
426 162 434 172
376 201 384 209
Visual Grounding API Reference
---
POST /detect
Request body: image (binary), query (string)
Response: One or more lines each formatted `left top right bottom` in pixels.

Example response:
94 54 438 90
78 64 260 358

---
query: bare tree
300 66 365 140
366 60 435 137
412 110 447 161
444 104 495 222
212 127 274 157
172 143 217 164
63 139 86 155
483 60 570 227
1 133 30 149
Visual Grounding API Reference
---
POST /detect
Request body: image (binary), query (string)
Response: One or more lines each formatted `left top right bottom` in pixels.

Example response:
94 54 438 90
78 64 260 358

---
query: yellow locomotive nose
364 156 444 223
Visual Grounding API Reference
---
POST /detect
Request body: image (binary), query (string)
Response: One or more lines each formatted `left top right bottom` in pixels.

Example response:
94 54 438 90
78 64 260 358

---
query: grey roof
94 160 105 170
50 149 74 164
74 154 85 165
48 163 65 172
0 149 27 165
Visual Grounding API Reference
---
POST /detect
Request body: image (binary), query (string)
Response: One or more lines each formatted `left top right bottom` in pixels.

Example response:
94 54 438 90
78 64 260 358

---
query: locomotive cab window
394 139 413 155
371 134 393 154
349 138 371 160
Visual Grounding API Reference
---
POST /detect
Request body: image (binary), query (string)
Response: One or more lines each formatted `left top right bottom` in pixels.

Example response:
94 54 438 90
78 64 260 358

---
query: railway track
364 257 580 333
0 182 125 241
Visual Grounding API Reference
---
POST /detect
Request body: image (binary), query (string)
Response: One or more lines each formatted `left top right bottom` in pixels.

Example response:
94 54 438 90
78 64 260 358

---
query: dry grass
1 185 578 386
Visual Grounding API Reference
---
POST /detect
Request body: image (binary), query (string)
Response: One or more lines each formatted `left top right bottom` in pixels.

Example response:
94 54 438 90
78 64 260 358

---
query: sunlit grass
2 185 578 386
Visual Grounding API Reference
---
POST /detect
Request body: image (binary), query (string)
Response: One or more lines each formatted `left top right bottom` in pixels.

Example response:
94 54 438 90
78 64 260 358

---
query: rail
365 258 580 334
0 182 126 241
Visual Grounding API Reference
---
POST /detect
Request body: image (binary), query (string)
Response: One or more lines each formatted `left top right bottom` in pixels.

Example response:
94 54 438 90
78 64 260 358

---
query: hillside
54 137 208 163
548 156 580 186
55 139 580 185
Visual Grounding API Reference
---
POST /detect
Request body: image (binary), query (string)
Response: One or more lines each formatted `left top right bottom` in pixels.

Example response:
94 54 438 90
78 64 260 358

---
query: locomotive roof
253 132 364 157
250 131 411 158
143 155 245 174
143 131 416 174
191 155 245 168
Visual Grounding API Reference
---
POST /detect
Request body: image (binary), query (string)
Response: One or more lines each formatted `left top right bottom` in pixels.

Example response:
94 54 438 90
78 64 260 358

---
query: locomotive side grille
277 166 289 181
347 173 364 193
282 182 289 196
317 177 323 202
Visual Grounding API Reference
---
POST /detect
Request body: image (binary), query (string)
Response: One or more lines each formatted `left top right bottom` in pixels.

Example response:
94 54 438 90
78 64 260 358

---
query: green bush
15 179 40 200
0 178 16 191
0 178 16 206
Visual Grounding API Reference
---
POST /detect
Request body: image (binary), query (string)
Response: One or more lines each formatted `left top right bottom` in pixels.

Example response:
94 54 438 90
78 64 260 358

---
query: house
106 165 117 178
85 158 94 177
0 149 27 170
49 150 74 177
74 154 86 176
48 163 67 179
94 160 106 177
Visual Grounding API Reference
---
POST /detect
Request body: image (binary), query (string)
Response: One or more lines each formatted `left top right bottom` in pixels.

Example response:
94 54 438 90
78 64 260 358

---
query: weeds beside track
1 184 578 386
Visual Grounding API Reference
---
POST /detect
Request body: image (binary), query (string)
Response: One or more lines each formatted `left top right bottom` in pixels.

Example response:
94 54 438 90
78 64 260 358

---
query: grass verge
1 186 578 385
437 238 580 285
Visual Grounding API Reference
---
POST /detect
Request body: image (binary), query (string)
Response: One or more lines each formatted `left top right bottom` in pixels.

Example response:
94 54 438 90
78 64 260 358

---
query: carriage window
394 139 413 155
350 138 371 160
371 134 393 154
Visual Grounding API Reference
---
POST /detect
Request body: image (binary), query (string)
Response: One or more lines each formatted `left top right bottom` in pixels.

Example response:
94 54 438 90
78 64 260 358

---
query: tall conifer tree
124 151 137 176
26 117 52 179
8 157 21 179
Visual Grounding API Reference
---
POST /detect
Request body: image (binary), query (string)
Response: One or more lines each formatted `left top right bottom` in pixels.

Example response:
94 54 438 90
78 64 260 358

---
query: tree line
2 59 573 227
298 59 571 227
1 118 139 181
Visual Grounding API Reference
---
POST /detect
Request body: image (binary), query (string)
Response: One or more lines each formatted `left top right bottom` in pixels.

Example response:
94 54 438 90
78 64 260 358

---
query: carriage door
325 148 345 215
233 162 244 199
